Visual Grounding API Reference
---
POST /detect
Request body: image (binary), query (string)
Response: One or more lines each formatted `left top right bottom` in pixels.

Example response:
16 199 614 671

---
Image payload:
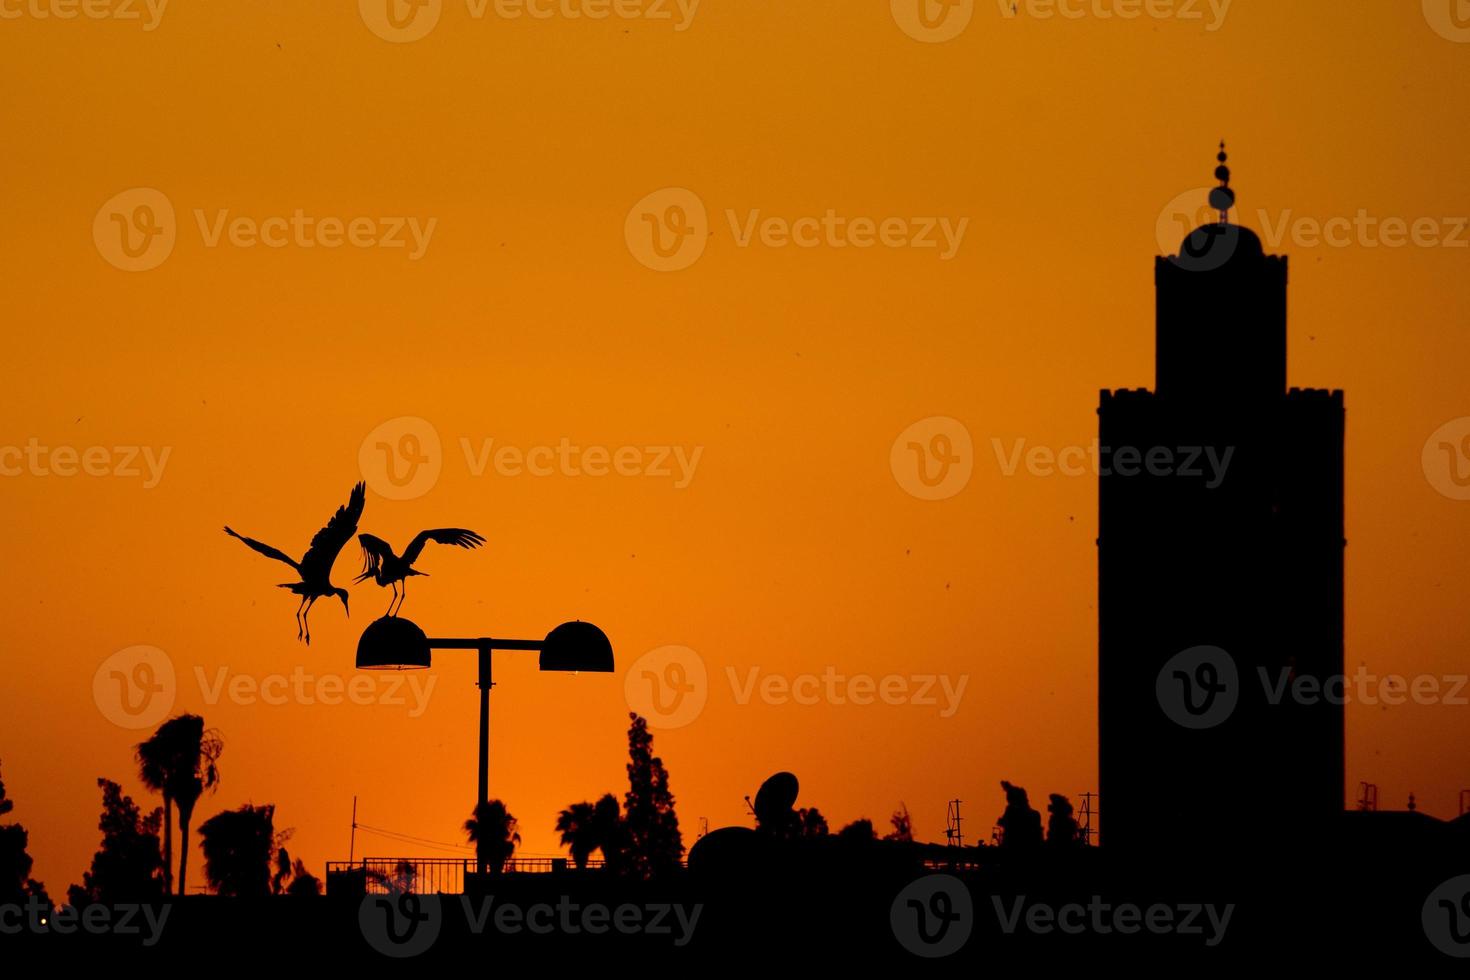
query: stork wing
402 528 486 565
224 527 301 571
357 533 394 578
299 482 366 581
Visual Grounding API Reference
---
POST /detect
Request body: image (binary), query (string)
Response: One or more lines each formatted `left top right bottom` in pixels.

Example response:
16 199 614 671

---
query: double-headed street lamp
355 615 613 872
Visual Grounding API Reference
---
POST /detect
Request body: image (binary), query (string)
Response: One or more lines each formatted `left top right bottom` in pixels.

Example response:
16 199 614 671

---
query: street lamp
355 615 613 871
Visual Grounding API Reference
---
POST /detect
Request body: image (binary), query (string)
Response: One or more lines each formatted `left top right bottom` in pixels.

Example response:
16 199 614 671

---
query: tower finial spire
1210 141 1235 225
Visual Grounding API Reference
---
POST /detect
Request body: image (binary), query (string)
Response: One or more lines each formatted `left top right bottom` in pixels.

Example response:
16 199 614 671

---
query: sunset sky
3 1 1469 891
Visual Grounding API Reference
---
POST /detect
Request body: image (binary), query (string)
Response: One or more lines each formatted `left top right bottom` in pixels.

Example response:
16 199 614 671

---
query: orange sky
3 1 1469 892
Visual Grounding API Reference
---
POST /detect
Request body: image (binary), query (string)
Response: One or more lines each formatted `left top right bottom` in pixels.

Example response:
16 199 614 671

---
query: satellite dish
753 771 799 826
687 826 762 878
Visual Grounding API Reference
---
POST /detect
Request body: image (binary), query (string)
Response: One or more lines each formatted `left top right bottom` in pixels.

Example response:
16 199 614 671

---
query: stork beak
340 594 350 617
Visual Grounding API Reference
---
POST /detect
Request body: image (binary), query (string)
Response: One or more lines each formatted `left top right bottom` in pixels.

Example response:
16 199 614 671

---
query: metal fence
326 857 608 895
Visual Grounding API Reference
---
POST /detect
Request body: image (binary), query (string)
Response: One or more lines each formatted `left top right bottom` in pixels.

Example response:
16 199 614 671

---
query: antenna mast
944 799 963 848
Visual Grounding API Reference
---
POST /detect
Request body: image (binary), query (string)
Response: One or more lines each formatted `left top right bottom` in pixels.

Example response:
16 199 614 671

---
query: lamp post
355 616 613 874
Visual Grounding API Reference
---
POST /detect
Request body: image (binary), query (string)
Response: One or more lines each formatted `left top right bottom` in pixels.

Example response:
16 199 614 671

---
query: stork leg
385 581 398 618
295 595 307 641
303 596 317 645
396 577 408 616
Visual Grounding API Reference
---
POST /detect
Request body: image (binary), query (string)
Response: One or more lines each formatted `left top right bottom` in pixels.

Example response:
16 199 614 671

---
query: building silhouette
1098 149 1345 855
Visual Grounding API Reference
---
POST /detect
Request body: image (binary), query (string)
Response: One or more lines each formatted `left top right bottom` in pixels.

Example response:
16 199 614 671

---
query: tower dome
1172 142 1264 271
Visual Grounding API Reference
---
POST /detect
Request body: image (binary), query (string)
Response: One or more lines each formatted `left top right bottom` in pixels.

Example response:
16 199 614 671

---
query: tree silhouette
1046 793 1083 849
67 779 165 905
591 793 629 874
285 859 322 896
621 713 683 879
272 844 292 895
464 800 521 875
139 715 223 895
884 804 915 842
271 844 322 896
556 801 600 869
367 859 418 896
837 818 877 841
997 781 1042 851
197 804 275 897
0 761 48 907
133 734 173 895
797 807 830 838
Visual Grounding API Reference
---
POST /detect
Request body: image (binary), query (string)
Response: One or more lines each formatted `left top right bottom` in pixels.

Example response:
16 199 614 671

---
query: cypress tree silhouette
621 713 683 879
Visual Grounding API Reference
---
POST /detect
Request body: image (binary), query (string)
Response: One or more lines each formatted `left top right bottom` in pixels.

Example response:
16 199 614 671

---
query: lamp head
539 621 613 673
356 616 431 670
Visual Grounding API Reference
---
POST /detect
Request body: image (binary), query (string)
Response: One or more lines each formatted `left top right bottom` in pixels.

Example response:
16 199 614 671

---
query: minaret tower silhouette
1097 147 1345 857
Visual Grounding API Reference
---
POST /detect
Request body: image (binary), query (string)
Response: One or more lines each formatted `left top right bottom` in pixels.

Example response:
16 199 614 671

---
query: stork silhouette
355 528 485 616
224 481 365 644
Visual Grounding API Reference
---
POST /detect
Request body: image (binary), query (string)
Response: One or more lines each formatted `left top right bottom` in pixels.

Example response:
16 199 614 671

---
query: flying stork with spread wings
223 481 365 644
355 528 486 617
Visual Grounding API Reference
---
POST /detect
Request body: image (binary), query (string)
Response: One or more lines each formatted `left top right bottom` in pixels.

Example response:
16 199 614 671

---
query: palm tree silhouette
464 800 520 876
133 731 174 894
556 801 600 869
224 481 365 644
355 528 485 617
144 715 223 895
